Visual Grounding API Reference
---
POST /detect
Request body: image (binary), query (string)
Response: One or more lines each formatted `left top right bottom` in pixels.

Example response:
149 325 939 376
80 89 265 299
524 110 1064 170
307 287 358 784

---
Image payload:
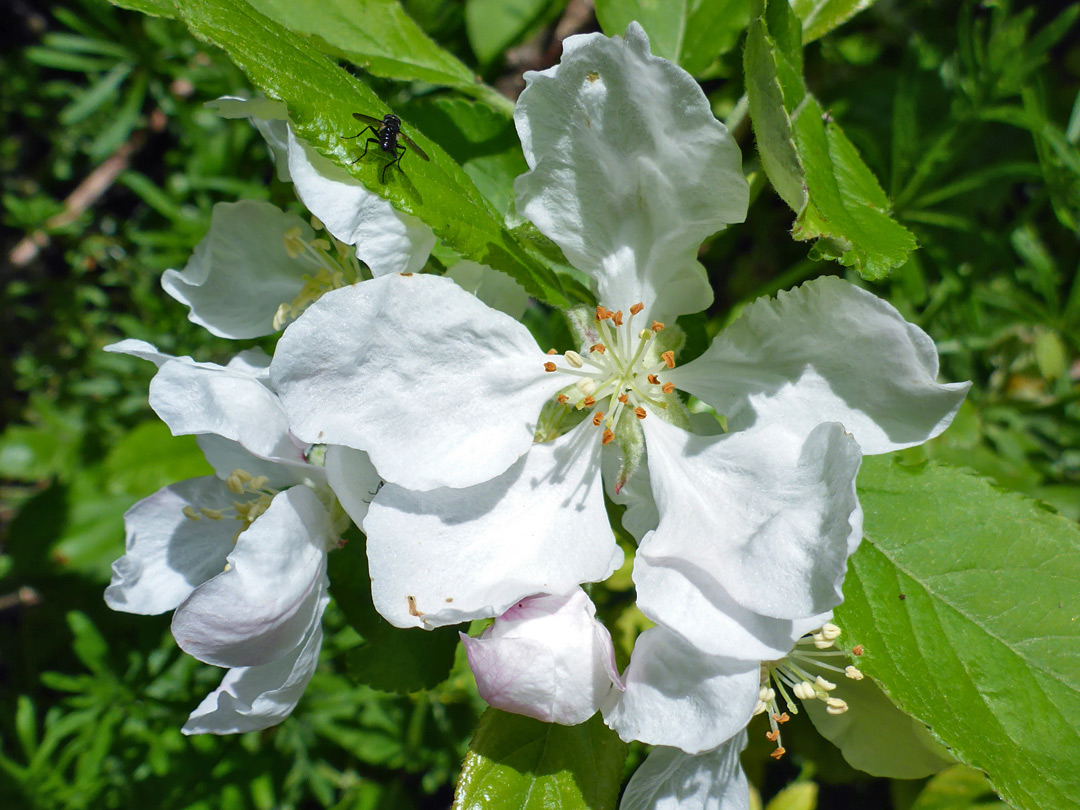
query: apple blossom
102 340 377 734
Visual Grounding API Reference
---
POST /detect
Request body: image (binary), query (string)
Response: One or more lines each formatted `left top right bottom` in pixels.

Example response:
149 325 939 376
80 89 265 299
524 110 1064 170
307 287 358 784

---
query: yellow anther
200 507 225 520
182 505 202 521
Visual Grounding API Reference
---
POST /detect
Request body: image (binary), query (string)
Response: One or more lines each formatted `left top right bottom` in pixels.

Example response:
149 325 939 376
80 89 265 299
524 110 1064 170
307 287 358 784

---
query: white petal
633 556 810 662
104 338 173 367
182 589 328 735
639 418 861 623
365 420 619 628
172 486 330 668
602 626 759 753
461 589 621 725
195 435 321 490
514 22 747 320
324 444 382 529
447 260 530 320
285 128 434 276
271 274 566 490
667 277 971 454
161 200 314 339
620 735 750 810
148 354 306 465
207 96 291 181
804 674 954 778
602 444 658 543
105 476 237 615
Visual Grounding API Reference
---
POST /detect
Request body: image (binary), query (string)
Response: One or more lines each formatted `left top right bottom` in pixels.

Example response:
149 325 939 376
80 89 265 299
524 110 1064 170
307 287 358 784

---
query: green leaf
328 533 460 694
465 0 563 67
106 0 179 18
243 0 511 113
764 782 818 810
453 710 627 810
836 456 1080 810
744 0 915 280
910 764 1006 810
790 0 880 44
67 611 110 676
595 0 750 75
102 420 212 498
173 0 572 308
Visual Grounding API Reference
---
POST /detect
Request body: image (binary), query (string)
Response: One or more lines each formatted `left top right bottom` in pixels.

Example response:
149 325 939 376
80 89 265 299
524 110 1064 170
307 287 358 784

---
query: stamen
546 348 558 355
651 321 664 332
634 407 646 419
592 412 605 426
661 351 675 369
565 351 584 368
647 374 660 385
544 362 557 372
602 429 615 445
618 394 629 404
590 343 607 354
661 382 675 394
630 303 644 315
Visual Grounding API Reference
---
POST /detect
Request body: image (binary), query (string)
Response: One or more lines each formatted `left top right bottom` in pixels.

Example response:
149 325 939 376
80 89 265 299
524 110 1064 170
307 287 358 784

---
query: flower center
543 303 676 444
754 622 865 759
274 221 363 330
182 468 279 545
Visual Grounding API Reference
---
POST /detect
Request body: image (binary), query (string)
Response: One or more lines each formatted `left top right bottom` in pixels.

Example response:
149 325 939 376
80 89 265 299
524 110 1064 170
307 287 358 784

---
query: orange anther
602 429 615 445
661 382 675 394
612 310 624 326
557 394 569 404
596 306 613 321
630 303 644 315
590 343 607 354
661 351 675 369
647 374 660 385
634 407 646 420
765 730 779 741
546 348 558 355
592 412 605 426
618 393 629 404
583 396 596 408
852 645 864 656
770 747 786 760
543 362 557 372
401 272 414 277
651 320 665 332
776 712 790 724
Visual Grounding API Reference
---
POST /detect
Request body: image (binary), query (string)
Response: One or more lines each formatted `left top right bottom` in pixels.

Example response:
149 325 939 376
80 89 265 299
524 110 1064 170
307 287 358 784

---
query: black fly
343 113 429 183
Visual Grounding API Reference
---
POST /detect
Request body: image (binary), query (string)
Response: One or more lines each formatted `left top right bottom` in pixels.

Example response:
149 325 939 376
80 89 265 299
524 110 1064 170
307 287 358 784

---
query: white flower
103 340 377 734
165 98 524 337
619 733 750 810
460 588 623 725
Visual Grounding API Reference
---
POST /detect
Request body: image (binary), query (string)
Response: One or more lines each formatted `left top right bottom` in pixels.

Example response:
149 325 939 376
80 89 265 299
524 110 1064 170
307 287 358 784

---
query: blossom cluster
106 23 967 807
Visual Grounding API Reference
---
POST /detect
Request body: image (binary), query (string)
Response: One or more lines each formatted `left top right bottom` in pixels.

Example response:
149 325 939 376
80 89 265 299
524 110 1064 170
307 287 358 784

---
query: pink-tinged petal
271 274 566 491
620 734 750 810
602 626 759 753
161 200 314 339
365 420 620 628
667 277 971 454
515 23 747 321
639 418 861 625
172 486 329 668
182 589 328 735
461 589 621 725
105 476 238 615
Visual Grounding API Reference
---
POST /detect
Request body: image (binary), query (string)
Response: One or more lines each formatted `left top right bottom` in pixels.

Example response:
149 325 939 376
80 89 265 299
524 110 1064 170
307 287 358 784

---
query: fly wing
397 131 430 161
352 112 384 128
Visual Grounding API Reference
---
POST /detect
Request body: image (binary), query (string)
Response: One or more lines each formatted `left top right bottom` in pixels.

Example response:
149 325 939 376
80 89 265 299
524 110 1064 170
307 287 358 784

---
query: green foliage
838 455 1080 810
453 710 628 810
744 0 917 279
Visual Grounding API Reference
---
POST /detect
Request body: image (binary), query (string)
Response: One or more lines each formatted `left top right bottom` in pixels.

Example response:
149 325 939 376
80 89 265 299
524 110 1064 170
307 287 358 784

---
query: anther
661 382 675 394
634 407 646 419
602 429 615 445
630 303 644 315
770 748 786 759
565 350 584 368
845 666 864 680
765 730 779 741
596 306 613 321
852 645 864 656
590 343 607 354
183 505 202 521
583 396 596 407
618 393 629 404
825 697 848 715
816 676 836 691
546 348 558 355
612 310 624 326
200 507 224 520
544 362 557 372
661 351 675 369
557 394 569 404
592 412 605 426
651 320 665 332
647 374 660 385
576 379 596 396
